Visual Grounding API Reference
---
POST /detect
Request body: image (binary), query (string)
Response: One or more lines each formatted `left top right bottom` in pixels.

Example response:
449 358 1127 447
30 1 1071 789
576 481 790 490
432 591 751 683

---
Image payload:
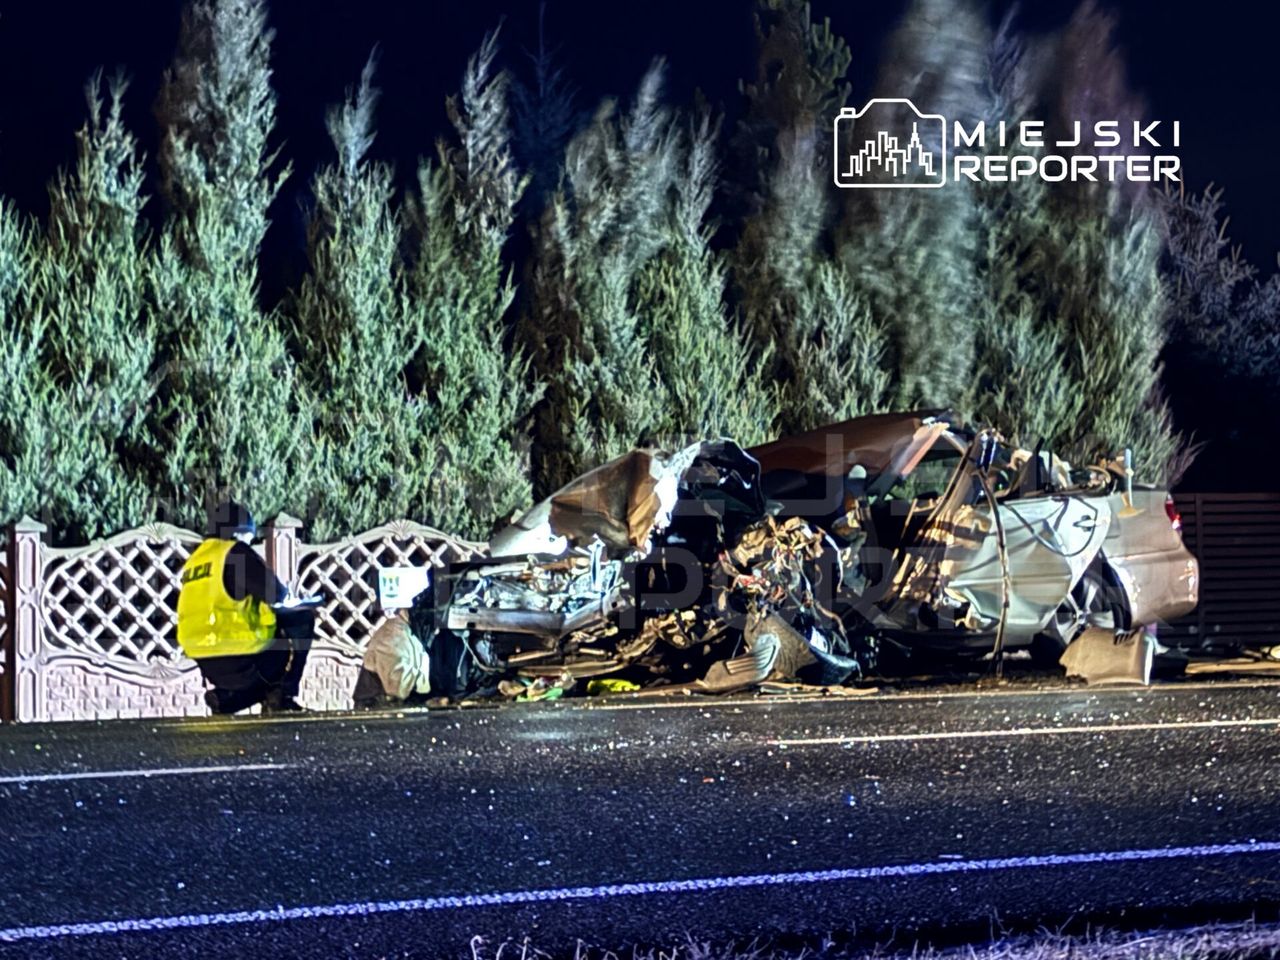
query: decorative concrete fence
0 517 483 722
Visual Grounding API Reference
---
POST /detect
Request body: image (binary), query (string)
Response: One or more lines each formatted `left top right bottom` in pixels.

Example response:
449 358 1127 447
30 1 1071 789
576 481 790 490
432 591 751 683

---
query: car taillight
1165 495 1182 533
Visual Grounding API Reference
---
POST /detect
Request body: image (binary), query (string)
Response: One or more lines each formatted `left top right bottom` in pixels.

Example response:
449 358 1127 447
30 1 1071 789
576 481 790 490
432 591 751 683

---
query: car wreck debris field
368 411 1201 705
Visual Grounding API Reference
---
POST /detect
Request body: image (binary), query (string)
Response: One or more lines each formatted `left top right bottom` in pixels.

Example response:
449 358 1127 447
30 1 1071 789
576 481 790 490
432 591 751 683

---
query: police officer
177 501 314 714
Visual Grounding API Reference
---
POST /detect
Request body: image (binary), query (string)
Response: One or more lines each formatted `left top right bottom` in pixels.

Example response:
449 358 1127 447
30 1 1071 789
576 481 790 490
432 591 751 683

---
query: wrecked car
750 412 1199 669
422 440 856 695
407 411 1199 696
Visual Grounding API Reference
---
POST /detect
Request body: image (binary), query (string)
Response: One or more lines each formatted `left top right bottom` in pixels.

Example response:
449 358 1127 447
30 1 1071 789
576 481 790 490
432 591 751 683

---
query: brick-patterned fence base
0 516 482 722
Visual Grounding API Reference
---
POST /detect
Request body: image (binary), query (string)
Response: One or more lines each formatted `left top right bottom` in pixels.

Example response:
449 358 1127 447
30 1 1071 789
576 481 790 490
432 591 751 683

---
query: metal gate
1165 492 1280 649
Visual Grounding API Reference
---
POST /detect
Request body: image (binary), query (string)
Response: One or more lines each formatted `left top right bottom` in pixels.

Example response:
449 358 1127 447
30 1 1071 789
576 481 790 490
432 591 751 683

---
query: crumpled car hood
488 443 709 558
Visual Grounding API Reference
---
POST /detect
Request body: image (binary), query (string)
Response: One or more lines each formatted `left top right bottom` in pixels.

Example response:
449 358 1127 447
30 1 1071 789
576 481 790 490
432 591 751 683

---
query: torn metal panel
752 610 818 682
489 448 676 558
930 497 1112 634
749 412 953 514
489 443 741 559
486 499 570 558
748 411 945 480
1060 627 1155 685
545 446 692 555
668 633 781 695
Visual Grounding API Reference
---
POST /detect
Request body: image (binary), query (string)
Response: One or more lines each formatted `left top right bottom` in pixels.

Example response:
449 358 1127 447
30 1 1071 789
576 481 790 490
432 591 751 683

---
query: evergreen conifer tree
150 0 311 528
1029 1 1178 478
0 205 52 527
969 15 1083 450
732 0 849 348
296 56 437 539
406 32 541 538
729 0 850 242
785 261 891 429
1160 184 1280 383
33 74 156 540
636 112 778 445
510 3 578 216
732 1 889 432
838 0 989 411
523 61 676 492
958 3 1180 479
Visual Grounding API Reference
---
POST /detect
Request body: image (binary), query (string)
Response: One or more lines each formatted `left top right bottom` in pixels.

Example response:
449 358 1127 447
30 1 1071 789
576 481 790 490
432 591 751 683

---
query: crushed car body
412 411 1199 696
433 440 846 694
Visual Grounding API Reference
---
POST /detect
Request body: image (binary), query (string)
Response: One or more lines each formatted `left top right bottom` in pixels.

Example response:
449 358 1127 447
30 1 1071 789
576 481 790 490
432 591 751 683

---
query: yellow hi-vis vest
176 539 278 659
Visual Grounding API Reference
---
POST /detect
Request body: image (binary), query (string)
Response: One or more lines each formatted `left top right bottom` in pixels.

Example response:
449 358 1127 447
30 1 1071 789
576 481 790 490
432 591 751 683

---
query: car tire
1030 567 1124 668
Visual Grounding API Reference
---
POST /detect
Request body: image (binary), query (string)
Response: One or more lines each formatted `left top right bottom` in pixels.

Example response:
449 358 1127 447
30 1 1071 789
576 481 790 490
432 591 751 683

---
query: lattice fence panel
42 526 205 664
296 522 484 659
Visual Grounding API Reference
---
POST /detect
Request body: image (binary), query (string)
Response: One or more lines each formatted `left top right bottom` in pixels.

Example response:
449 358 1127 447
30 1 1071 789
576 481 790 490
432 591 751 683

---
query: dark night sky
0 1 1275 266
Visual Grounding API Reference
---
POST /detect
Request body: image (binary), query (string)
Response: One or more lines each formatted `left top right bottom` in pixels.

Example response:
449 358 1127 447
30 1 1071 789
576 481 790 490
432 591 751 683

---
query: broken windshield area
864 436 975 555
876 444 966 505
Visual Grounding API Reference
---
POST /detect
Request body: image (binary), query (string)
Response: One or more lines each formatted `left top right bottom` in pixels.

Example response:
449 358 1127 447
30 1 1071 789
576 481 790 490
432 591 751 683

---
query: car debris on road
370 411 1199 703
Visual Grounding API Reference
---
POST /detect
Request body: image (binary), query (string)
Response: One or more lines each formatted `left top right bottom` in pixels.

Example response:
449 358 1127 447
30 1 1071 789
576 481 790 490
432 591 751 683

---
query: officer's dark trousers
196 610 315 713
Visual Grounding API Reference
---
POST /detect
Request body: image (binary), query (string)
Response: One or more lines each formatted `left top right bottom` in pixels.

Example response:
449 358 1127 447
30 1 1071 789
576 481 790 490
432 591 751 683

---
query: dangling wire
973 430 1013 679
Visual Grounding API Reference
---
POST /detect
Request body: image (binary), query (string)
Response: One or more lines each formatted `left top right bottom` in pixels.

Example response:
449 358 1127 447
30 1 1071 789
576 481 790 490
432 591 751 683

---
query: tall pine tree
34 74 156 540
296 56 437 539
636 111 778 445
969 13 1083 450
407 31 541 538
1031 1 1178 478
732 0 889 432
838 0 989 412
523 61 676 492
150 0 311 528
0 204 51 528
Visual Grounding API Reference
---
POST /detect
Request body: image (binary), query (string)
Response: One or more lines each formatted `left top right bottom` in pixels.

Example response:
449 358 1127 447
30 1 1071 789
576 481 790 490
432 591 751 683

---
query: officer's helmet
210 501 257 541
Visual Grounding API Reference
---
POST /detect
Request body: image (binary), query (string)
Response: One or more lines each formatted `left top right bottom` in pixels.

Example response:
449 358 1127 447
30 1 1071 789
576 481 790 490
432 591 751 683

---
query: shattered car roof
748 410 957 508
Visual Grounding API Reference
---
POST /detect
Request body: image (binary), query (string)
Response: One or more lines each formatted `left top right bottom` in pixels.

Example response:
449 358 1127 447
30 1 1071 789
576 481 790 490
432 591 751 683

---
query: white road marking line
114 677 1280 726
0 763 293 785
771 716 1280 746
578 678 1280 713
2 840 1278 943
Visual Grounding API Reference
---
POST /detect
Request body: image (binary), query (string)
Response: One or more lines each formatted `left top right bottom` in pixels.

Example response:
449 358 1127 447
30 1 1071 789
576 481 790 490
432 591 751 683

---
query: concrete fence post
263 514 303 593
4 517 47 723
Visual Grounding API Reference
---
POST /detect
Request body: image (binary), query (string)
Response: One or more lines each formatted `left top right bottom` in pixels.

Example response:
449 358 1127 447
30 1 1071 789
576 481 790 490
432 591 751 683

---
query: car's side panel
932 495 1111 636
1100 490 1199 627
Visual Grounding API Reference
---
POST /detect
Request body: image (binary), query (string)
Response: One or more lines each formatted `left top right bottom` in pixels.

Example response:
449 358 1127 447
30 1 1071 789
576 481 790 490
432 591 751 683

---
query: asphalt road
2 680 1279 958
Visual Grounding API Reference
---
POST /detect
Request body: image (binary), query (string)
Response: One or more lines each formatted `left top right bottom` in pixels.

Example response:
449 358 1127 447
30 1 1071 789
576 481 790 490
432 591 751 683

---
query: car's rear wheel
1030 567 1124 667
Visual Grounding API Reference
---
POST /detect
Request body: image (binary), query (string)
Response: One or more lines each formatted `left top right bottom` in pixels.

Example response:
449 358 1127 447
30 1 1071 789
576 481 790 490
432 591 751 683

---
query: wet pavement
2 679 1279 957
